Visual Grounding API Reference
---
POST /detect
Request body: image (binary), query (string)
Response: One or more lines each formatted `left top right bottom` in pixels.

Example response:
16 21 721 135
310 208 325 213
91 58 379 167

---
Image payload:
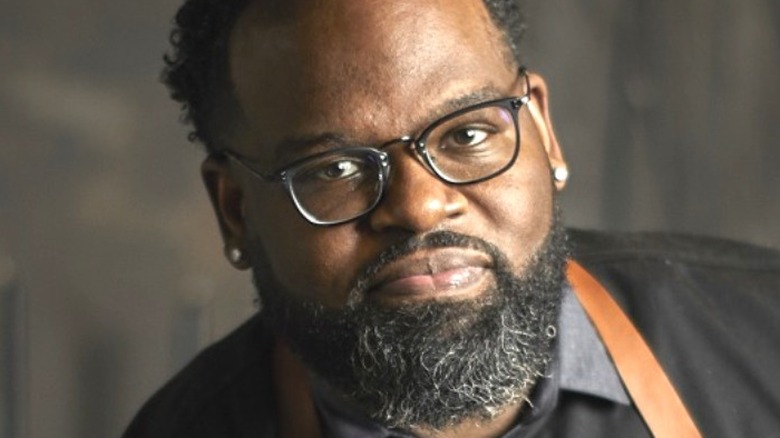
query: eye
445 126 490 148
315 159 364 181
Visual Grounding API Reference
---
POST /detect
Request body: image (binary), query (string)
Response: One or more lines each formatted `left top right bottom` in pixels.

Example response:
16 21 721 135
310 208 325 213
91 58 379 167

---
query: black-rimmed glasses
219 69 531 226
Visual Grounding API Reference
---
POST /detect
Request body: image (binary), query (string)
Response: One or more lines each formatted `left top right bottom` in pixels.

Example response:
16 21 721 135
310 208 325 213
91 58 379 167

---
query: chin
254 212 569 430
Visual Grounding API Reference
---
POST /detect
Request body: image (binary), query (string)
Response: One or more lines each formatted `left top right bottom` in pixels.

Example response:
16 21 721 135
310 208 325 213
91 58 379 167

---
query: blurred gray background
1 1 778 437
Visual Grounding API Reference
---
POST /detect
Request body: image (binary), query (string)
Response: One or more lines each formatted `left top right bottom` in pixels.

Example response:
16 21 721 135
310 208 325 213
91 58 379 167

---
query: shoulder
567 228 780 348
568 229 780 436
123 314 277 438
568 228 780 319
569 228 780 269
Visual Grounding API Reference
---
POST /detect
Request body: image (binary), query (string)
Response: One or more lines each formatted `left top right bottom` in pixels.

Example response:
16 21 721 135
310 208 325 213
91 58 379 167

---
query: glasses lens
288 149 384 224
423 104 518 183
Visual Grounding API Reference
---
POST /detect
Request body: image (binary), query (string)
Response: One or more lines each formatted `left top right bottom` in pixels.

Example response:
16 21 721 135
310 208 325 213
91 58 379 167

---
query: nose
367 148 468 233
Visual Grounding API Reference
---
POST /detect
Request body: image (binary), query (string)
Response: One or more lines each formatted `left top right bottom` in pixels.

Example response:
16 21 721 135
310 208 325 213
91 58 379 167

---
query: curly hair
162 0 526 151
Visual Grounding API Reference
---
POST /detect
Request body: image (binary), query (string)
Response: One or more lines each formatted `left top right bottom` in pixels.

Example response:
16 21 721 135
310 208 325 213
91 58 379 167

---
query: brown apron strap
567 260 702 438
273 340 323 438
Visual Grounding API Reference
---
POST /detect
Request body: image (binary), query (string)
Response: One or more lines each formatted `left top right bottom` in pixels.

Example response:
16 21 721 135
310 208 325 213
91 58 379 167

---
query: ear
201 154 251 270
526 72 569 191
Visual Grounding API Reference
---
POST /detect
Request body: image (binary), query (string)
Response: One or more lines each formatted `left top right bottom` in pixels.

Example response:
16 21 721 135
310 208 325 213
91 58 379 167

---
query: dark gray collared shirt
312 285 632 438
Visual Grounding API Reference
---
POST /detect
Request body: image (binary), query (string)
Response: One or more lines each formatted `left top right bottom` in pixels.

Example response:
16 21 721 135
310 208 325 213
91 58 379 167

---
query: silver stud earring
553 166 569 183
225 245 245 266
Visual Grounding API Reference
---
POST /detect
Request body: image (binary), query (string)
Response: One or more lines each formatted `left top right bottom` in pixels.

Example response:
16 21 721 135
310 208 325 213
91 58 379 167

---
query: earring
224 244 246 268
553 166 569 183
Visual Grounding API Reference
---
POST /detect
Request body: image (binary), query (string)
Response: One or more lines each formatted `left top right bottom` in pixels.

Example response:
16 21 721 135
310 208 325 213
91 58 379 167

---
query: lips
364 248 494 302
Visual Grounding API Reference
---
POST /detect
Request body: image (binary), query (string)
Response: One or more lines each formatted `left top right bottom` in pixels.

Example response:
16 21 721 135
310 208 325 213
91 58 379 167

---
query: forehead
228 0 516 159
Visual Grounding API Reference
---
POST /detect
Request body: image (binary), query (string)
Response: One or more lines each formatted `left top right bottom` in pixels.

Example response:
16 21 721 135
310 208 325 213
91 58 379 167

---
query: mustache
347 230 506 301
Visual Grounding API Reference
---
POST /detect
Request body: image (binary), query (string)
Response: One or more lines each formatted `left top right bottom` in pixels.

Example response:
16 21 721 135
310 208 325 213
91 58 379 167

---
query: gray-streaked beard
251 220 569 432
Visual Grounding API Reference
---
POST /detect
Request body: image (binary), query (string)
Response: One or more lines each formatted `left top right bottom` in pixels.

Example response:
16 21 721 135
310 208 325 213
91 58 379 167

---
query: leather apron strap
273 341 323 438
567 260 702 438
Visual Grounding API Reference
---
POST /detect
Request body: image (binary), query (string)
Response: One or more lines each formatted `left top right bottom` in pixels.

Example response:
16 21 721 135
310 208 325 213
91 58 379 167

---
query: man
125 0 780 437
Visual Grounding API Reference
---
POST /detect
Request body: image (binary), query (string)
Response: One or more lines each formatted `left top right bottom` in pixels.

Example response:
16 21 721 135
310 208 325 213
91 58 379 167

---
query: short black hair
162 0 526 151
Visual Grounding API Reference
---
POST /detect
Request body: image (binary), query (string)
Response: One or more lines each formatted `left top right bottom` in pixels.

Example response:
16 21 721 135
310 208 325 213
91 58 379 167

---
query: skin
202 0 567 436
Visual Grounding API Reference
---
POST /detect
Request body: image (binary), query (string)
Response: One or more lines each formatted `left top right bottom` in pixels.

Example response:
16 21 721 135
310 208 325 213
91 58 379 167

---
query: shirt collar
311 284 630 438
558 284 630 405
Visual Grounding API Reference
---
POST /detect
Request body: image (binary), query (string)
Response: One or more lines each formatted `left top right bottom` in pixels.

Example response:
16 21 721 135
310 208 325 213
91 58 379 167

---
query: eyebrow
270 85 508 164
271 132 351 164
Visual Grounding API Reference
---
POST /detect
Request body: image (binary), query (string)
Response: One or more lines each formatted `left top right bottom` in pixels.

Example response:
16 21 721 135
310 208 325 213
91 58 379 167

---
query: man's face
212 0 565 309
203 0 567 429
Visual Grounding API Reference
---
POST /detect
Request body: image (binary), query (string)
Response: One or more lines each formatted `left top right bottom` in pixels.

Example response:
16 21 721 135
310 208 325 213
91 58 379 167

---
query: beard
250 213 569 431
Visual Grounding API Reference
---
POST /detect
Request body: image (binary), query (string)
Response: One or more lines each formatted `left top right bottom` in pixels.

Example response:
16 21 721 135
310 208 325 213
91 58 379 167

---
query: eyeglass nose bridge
376 134 443 184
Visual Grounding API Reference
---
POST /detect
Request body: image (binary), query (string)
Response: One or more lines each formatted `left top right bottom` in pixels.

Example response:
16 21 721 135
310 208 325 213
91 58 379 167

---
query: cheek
246 192 365 307
471 142 554 272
